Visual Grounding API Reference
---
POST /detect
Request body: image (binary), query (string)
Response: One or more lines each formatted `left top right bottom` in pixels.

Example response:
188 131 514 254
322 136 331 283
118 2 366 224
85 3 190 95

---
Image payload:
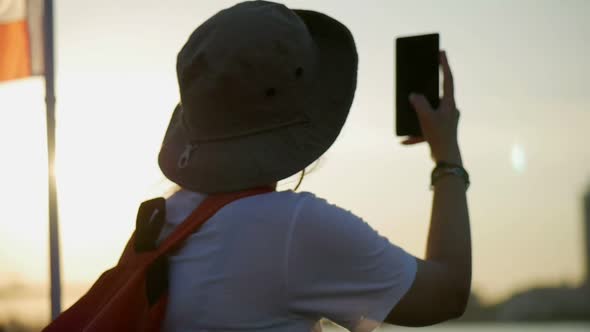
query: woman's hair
291 157 322 191
293 168 306 191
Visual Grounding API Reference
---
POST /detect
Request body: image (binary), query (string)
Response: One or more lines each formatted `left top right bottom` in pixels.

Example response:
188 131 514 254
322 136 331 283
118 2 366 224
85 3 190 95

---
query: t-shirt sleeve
285 193 417 331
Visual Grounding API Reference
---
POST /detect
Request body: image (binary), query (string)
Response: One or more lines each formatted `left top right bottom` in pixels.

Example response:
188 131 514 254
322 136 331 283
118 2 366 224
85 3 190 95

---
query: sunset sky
0 0 589 313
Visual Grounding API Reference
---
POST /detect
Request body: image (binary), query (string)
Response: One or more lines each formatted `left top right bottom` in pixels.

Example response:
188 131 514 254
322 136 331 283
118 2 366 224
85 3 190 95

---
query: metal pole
43 0 61 319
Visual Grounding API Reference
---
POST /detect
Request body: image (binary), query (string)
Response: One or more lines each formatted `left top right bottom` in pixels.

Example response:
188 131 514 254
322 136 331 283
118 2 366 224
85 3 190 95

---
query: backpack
42 187 274 332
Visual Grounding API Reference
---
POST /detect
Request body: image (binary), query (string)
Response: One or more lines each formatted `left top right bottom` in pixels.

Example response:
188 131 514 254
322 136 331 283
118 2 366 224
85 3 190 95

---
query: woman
157 1 471 331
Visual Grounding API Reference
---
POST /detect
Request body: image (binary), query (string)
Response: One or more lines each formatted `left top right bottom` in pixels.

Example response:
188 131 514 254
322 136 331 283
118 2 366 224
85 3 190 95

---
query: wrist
433 144 462 165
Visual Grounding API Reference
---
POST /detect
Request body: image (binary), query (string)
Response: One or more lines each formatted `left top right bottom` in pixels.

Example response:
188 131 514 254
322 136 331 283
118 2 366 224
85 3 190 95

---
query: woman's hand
402 51 462 165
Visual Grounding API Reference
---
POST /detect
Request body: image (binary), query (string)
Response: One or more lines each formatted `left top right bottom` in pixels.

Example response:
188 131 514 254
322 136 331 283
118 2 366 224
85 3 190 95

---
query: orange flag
0 0 44 81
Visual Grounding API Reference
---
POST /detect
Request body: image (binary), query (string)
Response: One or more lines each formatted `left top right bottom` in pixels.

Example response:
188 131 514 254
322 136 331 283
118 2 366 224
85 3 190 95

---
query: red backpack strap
155 186 274 257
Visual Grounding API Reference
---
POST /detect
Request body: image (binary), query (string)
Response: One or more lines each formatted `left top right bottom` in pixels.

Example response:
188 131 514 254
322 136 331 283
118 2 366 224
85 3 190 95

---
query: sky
0 0 589 313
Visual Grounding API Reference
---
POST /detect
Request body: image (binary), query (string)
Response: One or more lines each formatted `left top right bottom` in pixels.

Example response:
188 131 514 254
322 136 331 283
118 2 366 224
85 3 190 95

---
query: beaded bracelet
430 162 470 190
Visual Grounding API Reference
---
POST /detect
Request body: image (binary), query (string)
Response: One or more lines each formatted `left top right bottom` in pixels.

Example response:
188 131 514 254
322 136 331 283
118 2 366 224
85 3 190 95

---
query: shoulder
262 191 359 228
233 189 324 215
287 192 386 256
262 190 351 217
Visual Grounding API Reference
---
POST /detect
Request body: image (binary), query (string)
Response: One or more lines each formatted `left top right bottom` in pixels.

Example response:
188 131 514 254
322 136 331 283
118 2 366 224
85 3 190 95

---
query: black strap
134 197 169 305
135 197 166 252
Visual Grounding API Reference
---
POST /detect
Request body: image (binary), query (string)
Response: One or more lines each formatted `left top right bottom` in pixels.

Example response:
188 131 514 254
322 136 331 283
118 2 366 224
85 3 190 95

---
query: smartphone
395 33 439 137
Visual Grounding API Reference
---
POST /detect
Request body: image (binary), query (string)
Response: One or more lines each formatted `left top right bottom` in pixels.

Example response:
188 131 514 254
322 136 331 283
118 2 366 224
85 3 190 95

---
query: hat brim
158 9 358 193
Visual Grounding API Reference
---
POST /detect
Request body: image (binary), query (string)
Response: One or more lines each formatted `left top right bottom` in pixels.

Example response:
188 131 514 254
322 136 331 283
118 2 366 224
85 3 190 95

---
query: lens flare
511 143 527 174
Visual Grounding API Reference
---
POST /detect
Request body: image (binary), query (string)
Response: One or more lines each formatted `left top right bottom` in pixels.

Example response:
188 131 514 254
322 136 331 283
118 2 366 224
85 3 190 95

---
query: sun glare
0 79 50 286
0 76 173 284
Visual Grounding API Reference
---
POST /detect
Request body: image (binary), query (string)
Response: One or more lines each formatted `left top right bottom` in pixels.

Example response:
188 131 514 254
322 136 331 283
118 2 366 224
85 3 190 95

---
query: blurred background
0 0 589 331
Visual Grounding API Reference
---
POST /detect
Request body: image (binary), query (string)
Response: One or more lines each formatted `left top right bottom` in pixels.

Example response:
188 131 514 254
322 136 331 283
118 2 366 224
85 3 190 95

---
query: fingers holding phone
410 52 461 164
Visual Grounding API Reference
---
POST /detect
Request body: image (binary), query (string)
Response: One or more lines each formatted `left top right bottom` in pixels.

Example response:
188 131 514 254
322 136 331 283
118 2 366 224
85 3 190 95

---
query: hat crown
177 1 318 142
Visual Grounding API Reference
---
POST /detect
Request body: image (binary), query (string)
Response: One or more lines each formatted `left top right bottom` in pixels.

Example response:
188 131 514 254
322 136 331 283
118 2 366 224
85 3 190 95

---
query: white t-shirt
158 189 417 332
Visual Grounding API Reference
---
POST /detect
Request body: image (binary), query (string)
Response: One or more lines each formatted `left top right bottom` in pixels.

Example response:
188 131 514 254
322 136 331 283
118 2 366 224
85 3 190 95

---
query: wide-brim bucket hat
158 0 357 193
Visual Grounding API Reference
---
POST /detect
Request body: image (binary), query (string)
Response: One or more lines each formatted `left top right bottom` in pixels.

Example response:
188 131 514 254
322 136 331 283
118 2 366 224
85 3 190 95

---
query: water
325 324 590 331
1 297 588 331
0 294 82 327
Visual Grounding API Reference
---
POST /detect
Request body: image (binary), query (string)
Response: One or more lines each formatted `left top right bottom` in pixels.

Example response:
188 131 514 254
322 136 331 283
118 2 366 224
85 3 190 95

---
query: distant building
460 185 590 322
494 286 590 321
584 186 590 283
491 186 590 321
